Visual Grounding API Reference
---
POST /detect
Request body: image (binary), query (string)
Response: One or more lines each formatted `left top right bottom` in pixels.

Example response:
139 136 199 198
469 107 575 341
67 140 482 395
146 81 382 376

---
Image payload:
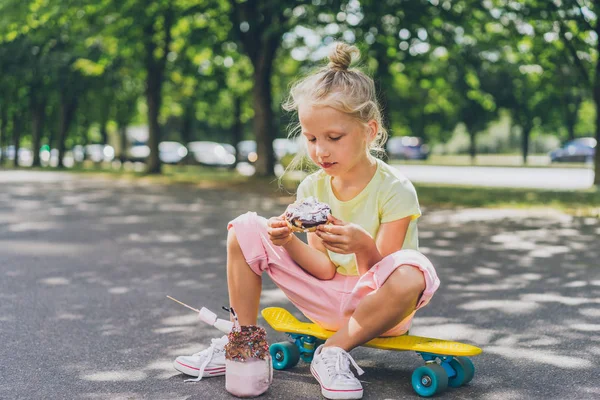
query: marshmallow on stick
167 296 233 333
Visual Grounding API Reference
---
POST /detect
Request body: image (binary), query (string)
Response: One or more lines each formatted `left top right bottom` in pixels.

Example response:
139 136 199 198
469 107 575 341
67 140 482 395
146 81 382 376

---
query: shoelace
322 348 364 384
185 336 227 382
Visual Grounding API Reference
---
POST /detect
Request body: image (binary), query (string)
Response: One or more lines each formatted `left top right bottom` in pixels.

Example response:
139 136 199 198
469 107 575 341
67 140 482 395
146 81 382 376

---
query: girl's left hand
315 214 372 254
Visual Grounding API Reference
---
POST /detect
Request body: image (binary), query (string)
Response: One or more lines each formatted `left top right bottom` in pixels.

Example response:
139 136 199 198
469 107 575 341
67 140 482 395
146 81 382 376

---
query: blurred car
127 143 151 162
159 141 188 164
386 136 429 160
237 138 299 163
549 137 596 163
237 140 257 163
85 144 115 163
126 141 189 164
2 146 33 166
187 141 236 167
273 138 299 160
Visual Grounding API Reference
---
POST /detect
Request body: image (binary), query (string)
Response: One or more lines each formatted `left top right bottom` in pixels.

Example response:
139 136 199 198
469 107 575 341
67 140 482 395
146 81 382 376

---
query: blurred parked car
549 137 596 163
237 140 257 163
159 141 188 164
85 144 115 163
126 141 188 164
2 146 33 166
187 141 236 167
273 138 299 160
237 138 299 163
127 143 151 162
386 136 429 160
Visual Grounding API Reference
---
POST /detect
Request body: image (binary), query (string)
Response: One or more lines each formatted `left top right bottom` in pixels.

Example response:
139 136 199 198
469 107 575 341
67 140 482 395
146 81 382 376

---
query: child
173 42 440 400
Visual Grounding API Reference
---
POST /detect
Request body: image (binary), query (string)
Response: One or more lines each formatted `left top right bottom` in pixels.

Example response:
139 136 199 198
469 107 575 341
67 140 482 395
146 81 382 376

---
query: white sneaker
310 345 364 399
173 335 228 382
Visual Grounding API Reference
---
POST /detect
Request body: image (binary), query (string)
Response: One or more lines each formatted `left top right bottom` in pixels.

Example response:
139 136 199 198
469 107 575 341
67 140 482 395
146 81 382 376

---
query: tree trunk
564 94 580 142
58 93 77 168
0 104 7 165
521 124 531 165
252 55 276 177
144 7 173 175
119 124 128 164
12 112 21 168
145 69 162 174
181 102 194 144
594 16 600 185
468 127 476 163
100 118 109 145
231 95 243 166
31 97 46 168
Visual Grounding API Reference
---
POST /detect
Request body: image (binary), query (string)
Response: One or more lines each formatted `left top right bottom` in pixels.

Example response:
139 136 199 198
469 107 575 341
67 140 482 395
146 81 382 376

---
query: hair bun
328 42 360 71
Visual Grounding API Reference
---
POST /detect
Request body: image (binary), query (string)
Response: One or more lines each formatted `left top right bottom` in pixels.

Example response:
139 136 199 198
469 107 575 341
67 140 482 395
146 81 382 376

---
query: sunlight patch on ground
521 293 600 306
481 389 526 400
474 267 499 276
56 313 84 320
564 281 588 288
410 323 496 345
168 344 206 356
161 313 198 326
419 247 458 257
80 370 147 382
39 277 71 285
426 208 572 224
0 241 92 255
486 346 593 369
571 324 600 332
579 308 600 317
108 287 129 294
529 245 570 258
260 288 289 305
153 326 195 335
459 300 539 314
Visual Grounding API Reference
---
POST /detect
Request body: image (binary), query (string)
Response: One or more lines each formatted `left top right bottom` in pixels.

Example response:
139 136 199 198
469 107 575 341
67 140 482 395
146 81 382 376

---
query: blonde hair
281 42 388 175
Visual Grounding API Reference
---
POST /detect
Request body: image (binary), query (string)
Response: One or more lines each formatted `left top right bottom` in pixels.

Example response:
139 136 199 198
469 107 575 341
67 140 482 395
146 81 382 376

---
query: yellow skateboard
262 307 482 397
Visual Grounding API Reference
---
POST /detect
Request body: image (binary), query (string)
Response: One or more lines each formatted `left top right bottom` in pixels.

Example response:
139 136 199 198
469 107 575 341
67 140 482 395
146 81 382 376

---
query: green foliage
0 0 597 177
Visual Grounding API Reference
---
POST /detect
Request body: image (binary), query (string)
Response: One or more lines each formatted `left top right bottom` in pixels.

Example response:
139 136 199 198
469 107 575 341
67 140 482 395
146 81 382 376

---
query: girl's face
298 104 377 178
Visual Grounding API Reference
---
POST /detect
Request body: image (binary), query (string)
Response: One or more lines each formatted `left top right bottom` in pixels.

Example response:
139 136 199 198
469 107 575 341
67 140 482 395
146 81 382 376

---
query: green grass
413 183 600 216
3 163 599 216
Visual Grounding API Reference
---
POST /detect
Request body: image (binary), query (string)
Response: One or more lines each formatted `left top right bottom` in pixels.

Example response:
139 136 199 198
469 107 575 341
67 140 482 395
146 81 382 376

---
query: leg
325 265 425 351
226 227 262 325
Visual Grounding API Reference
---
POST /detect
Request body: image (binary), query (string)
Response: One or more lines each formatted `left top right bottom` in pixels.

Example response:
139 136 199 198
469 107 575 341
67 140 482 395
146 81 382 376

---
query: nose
315 142 330 159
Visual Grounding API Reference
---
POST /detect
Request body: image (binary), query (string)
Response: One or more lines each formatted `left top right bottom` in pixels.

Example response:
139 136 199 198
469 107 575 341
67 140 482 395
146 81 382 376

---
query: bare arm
356 216 411 274
283 233 337 280
267 215 336 280
317 215 412 276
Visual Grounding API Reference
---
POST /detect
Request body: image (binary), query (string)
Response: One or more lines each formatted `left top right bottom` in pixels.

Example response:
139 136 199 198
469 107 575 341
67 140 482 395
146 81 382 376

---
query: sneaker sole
310 365 363 400
173 360 226 378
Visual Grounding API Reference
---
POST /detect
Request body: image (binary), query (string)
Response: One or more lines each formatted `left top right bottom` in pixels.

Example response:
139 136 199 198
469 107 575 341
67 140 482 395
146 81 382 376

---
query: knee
385 265 426 302
227 227 242 254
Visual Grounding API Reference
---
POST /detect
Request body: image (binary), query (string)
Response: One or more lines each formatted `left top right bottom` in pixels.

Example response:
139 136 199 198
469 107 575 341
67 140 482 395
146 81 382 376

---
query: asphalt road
1 171 599 400
393 165 595 190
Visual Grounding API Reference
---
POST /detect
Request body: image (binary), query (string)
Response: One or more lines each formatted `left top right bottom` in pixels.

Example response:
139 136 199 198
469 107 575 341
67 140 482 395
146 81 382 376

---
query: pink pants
228 212 440 336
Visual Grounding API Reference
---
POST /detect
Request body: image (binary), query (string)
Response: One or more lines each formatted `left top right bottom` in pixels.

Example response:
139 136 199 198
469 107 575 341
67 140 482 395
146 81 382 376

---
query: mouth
319 162 337 169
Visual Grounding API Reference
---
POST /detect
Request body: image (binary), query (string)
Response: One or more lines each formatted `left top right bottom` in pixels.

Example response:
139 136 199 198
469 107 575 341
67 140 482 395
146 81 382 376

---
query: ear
366 119 379 144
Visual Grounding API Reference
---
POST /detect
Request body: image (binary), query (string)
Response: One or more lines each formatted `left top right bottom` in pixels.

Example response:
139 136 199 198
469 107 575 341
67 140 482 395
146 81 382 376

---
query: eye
307 138 316 143
330 136 342 141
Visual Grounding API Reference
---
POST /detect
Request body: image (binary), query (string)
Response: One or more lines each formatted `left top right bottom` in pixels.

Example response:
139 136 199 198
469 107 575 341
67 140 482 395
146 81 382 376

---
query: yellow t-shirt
296 158 421 276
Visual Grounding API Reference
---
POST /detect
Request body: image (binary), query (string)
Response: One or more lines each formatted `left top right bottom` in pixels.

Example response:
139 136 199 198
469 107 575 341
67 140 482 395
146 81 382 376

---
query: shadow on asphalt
0 176 599 399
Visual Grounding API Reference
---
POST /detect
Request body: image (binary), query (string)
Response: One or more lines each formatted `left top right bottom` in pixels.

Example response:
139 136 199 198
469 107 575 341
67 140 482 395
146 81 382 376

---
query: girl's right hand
267 214 294 246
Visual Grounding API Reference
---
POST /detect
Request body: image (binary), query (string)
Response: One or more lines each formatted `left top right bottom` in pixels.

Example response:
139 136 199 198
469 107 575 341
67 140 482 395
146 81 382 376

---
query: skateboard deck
262 307 482 357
